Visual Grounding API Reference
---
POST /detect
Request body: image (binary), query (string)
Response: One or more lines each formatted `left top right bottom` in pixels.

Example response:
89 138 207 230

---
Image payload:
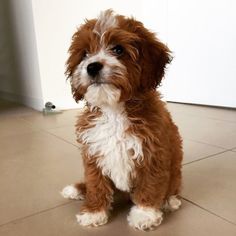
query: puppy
62 9 183 231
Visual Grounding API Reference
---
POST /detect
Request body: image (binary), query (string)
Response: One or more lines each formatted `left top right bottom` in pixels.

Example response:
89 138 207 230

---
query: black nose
87 62 103 77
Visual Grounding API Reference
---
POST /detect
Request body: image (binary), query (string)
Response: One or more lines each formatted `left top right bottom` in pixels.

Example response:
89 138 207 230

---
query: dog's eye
111 45 124 56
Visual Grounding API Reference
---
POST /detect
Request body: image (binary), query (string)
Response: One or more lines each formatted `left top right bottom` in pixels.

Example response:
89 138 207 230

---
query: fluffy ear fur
126 19 172 90
65 30 85 102
65 20 96 102
140 36 172 90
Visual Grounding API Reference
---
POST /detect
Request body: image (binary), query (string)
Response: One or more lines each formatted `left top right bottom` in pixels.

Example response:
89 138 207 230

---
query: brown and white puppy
61 9 183 231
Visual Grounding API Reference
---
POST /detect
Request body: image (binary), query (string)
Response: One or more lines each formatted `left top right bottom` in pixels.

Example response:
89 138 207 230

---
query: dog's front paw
61 185 84 200
76 211 108 227
127 206 163 231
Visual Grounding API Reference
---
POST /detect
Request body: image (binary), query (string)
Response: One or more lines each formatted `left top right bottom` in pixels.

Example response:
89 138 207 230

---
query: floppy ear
65 30 85 102
65 19 96 102
141 37 172 90
129 20 172 90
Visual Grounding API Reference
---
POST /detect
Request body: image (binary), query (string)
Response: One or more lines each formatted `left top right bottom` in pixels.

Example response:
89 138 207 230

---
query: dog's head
66 9 171 107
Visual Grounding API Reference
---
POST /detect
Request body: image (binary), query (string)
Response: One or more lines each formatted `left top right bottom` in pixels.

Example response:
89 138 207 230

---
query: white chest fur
79 105 143 192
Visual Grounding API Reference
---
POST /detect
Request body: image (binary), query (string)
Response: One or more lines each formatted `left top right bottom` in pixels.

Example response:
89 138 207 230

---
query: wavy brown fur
66 10 183 217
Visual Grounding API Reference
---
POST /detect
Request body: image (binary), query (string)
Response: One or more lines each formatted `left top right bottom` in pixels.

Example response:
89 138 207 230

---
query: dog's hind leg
162 166 182 212
61 182 86 200
163 129 183 212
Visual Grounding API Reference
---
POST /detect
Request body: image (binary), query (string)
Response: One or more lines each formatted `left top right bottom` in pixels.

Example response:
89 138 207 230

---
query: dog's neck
87 101 125 115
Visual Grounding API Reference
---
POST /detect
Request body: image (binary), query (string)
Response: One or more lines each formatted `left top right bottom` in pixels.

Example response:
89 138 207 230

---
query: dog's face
66 10 171 107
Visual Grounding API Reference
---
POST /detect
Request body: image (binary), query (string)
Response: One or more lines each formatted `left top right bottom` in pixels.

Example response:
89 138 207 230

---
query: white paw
76 211 108 227
163 195 182 212
168 196 182 210
61 185 84 200
127 206 163 231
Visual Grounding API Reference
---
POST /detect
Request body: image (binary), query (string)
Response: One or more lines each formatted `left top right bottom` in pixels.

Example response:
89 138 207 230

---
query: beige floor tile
0 131 84 225
167 102 236 123
0 117 39 138
21 109 81 130
0 200 236 236
47 126 79 147
172 113 236 149
0 100 38 137
183 151 236 224
183 139 224 164
0 101 36 118
1 99 236 235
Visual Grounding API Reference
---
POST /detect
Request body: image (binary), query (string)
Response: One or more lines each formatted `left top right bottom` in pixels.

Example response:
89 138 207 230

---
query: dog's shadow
109 191 132 221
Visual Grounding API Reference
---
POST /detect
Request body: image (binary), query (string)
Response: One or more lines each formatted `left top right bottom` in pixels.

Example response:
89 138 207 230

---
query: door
161 0 236 108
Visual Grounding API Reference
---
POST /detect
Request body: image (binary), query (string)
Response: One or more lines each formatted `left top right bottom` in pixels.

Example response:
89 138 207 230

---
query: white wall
161 0 236 108
0 0 43 110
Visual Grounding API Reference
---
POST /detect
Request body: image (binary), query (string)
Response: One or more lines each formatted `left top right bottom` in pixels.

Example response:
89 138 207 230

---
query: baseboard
0 90 44 111
167 100 236 110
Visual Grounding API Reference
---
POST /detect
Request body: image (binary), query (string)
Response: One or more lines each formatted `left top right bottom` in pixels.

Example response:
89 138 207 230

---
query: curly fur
63 9 183 230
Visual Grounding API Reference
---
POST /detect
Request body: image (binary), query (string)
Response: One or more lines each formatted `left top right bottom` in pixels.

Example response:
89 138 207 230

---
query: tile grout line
186 115 236 124
43 129 79 148
20 116 75 130
182 197 236 226
18 117 79 148
183 150 231 166
169 107 236 124
184 138 230 149
4 107 236 229
0 201 75 228
0 124 77 149
18 115 236 153
14 113 236 151
228 147 236 152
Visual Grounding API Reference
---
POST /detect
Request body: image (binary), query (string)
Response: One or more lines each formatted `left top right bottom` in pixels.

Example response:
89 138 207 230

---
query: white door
161 0 236 108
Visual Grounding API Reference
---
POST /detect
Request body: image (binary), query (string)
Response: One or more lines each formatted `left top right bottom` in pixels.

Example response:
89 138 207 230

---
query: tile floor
0 99 236 236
